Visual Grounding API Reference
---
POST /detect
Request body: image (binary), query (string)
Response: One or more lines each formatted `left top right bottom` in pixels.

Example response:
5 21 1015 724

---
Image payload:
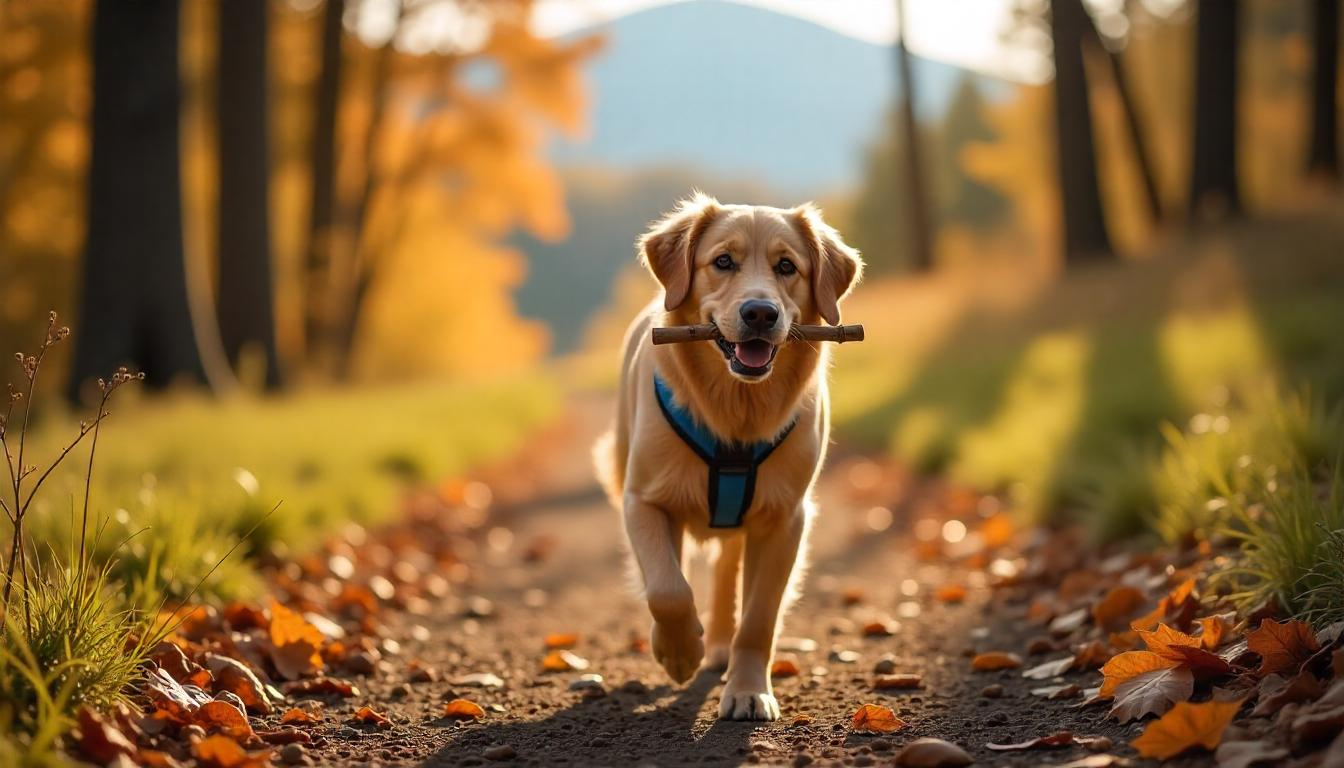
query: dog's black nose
739 300 780 333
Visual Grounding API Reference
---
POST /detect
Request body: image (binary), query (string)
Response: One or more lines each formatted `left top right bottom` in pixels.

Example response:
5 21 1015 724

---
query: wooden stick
651 323 864 345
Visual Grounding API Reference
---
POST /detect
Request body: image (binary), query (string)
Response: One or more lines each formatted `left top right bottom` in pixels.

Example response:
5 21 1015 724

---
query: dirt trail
303 396 1163 767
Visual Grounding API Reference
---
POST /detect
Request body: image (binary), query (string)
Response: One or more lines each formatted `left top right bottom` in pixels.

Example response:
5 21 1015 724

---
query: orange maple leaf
1246 619 1320 676
1131 699 1244 759
1100 650 1179 698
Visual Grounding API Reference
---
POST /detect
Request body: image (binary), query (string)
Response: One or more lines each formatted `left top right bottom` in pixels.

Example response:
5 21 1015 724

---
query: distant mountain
549 0 971 196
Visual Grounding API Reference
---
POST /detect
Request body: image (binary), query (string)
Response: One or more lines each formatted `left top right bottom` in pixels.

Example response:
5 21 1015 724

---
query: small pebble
345 651 378 675
829 649 860 664
620 680 648 694
280 743 309 765
1026 636 1055 655
792 754 814 768
981 684 1004 699
483 744 516 761
872 656 897 675
1087 736 1114 752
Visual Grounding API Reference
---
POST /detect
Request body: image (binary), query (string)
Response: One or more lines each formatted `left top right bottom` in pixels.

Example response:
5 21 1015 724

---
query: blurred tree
217 0 283 389
937 76 1009 230
1307 0 1339 181
894 0 933 271
1188 0 1241 218
849 110 915 274
304 0 346 374
69 0 214 399
1050 0 1113 260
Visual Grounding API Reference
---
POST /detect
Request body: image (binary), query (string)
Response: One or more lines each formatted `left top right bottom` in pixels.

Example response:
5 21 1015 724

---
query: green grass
24 376 559 602
829 208 1344 534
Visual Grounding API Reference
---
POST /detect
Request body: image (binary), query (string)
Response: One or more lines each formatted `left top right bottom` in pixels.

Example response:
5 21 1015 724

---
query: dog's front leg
624 494 704 683
719 508 805 721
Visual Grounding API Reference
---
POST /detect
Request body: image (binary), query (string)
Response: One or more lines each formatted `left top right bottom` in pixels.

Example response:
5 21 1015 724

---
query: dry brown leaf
893 737 973 767
851 703 905 733
443 698 487 720
283 677 359 697
193 700 254 740
972 651 1023 671
351 705 392 727
279 707 320 726
874 673 923 690
1251 670 1323 717
1109 666 1195 723
987 731 1080 751
770 658 801 678
75 707 137 765
1213 740 1290 768
935 584 967 604
191 734 271 768
542 649 589 671
1092 586 1146 632
1130 698 1243 759
1072 640 1114 669
1247 619 1320 676
544 633 579 649
268 600 325 680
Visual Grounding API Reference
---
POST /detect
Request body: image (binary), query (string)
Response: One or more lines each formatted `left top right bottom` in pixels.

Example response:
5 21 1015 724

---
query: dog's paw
718 690 780 721
651 618 704 684
703 643 731 671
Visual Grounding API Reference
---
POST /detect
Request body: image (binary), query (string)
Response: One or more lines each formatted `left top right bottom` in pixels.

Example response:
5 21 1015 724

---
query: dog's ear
638 193 720 311
791 203 863 326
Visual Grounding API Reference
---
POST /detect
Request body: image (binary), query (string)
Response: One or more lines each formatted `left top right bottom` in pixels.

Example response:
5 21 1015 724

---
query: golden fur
594 193 862 721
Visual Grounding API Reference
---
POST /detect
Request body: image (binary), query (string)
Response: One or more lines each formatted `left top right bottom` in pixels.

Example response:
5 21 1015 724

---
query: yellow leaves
851 703 906 733
541 649 589 672
1247 619 1320 676
268 600 324 680
1131 699 1243 759
971 651 1023 671
443 699 486 720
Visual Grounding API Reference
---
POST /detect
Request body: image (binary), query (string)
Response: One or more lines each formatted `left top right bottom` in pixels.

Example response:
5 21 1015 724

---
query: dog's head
639 193 863 382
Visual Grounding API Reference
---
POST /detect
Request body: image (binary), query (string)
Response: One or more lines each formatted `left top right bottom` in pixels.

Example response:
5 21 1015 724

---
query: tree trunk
1081 8 1163 223
68 0 208 400
1050 0 1113 261
1307 0 1340 181
1188 0 1241 218
217 0 283 389
894 0 934 271
304 0 345 369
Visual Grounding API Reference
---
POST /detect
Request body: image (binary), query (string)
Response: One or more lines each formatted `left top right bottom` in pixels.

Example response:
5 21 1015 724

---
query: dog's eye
775 258 796 276
713 253 734 271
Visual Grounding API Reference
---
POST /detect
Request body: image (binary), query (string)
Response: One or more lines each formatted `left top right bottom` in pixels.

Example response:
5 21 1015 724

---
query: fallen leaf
893 737 973 766
1131 699 1243 759
1247 619 1320 676
351 705 392 727
256 727 310 745
874 673 922 690
143 667 210 720
443 699 486 720
542 650 589 672
1109 666 1195 723
1093 586 1146 632
1055 757 1131 768
1196 614 1235 651
771 658 801 678
971 651 1022 671
193 700 254 740
851 703 905 733
191 734 271 768
1214 739 1290 768
544 633 579 649
1101 650 1179 698
1138 624 1203 659
453 672 505 688
279 708 320 725
1252 670 1323 717
76 708 137 764
987 730 1079 751
283 677 359 697
862 619 898 637
1050 607 1090 635
1162 643 1233 676
790 713 813 726
268 600 325 680
935 584 967 604
1023 656 1075 680
206 654 274 714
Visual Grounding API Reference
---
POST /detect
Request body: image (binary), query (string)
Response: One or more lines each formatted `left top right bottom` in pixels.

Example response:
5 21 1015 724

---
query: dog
594 192 862 721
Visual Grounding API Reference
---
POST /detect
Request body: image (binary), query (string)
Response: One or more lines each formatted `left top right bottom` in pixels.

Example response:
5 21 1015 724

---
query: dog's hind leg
703 534 743 670
624 495 704 683
719 508 807 721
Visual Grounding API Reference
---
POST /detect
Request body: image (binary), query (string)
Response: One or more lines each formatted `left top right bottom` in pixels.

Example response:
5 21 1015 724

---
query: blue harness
653 374 796 528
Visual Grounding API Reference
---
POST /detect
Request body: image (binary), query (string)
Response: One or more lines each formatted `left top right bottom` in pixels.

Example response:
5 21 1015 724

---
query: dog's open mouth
715 337 778 378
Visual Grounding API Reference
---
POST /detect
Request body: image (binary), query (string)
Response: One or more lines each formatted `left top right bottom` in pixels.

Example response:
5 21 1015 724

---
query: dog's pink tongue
734 342 773 368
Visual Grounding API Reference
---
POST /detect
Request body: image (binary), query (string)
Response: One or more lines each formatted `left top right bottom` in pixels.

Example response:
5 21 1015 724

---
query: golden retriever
594 192 862 721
